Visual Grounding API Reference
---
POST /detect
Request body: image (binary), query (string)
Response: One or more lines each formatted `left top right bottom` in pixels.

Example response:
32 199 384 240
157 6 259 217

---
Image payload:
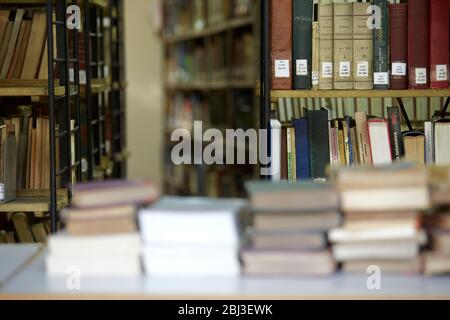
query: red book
270 0 292 90
408 0 430 89
390 4 408 90
430 0 449 89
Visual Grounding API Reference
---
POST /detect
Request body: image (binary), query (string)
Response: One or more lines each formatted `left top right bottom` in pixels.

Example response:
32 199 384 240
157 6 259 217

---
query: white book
269 118 282 180
329 227 427 244
435 122 450 165
424 121 434 164
332 240 419 261
368 120 393 166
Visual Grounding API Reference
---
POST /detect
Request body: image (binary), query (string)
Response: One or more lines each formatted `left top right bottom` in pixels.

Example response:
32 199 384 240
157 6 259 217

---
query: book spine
271 0 293 89
424 121 434 164
373 0 389 90
293 0 313 89
306 109 330 179
408 0 430 89
387 107 405 161
294 118 310 180
281 127 288 179
290 127 297 180
333 3 353 90
353 2 373 90
354 112 373 165
318 3 333 90
389 3 408 90
312 21 320 90
287 126 293 181
430 0 449 89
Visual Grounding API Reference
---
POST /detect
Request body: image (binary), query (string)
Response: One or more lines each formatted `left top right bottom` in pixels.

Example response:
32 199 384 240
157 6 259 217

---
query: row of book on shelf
163 0 253 37
271 0 450 90
45 163 450 277
269 106 450 181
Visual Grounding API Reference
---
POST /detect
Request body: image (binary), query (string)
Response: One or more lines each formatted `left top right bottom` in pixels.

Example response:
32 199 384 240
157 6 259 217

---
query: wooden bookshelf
0 80 67 97
164 16 254 44
0 190 68 213
167 79 255 91
271 89 450 99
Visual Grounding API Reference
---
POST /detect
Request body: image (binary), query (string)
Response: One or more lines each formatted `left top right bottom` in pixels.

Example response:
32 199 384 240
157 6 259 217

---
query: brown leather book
270 0 292 90
430 0 449 89
390 4 408 89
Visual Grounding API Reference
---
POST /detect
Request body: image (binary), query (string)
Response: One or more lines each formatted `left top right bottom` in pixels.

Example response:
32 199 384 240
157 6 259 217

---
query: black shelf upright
110 0 126 179
47 0 82 232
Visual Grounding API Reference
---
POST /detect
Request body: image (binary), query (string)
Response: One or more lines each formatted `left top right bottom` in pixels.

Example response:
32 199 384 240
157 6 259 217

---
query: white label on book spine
392 62 407 76
357 61 369 77
415 68 427 84
0 183 4 201
69 68 75 82
274 60 290 78
322 62 333 78
79 70 87 85
312 71 319 85
296 59 308 76
436 65 448 81
339 61 351 77
374 72 389 85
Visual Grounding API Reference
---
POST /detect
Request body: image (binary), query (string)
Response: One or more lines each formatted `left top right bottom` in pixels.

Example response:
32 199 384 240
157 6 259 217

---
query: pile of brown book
0 9 50 80
242 181 340 276
329 163 430 274
46 180 160 277
423 166 450 275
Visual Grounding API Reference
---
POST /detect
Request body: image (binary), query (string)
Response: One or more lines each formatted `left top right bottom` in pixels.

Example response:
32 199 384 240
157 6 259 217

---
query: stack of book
242 181 339 276
329 163 430 274
423 166 450 275
46 180 160 277
271 0 449 90
139 197 247 277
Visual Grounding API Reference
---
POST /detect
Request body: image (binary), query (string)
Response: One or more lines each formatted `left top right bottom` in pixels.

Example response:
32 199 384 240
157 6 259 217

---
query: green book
293 0 313 89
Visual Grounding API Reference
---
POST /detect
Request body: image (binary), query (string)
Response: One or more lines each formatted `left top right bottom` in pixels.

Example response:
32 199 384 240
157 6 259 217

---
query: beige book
354 112 372 165
11 19 32 79
31 223 47 243
318 3 334 89
33 118 42 189
0 22 13 68
0 11 10 44
289 127 297 180
403 135 425 164
353 2 373 89
12 212 34 243
0 9 25 79
312 21 320 90
21 12 46 79
7 18 30 79
333 3 353 89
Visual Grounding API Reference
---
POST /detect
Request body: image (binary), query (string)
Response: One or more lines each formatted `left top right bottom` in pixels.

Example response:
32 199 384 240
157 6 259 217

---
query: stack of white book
139 197 248 277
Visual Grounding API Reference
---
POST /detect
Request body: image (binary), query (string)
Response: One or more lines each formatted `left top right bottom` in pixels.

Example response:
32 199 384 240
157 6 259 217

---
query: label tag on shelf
392 62 407 76
321 62 333 78
296 59 308 76
374 72 389 85
312 71 319 85
415 68 427 84
436 65 448 81
274 60 290 78
339 61 351 77
357 61 369 77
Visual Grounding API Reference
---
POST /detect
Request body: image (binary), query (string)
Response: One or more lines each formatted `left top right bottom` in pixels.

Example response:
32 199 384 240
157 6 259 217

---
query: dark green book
306 108 330 179
293 0 313 89
373 0 389 89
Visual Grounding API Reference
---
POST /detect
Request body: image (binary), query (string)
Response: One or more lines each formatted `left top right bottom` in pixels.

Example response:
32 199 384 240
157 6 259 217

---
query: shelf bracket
396 97 413 132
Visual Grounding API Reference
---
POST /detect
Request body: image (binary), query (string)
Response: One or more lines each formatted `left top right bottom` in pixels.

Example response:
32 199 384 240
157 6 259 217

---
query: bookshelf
162 0 259 197
0 0 127 240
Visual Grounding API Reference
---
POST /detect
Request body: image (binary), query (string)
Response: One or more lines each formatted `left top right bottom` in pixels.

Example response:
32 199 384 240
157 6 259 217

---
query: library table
1 246 450 300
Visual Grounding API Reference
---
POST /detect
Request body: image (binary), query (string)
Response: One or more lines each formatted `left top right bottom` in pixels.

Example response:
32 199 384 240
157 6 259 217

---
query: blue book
294 118 310 180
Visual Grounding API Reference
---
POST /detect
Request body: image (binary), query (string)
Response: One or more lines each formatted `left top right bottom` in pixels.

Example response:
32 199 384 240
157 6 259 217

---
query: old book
353 2 373 89
333 3 353 89
9 18 31 79
293 0 313 89
350 122 358 165
287 126 294 181
0 11 10 43
0 21 13 69
342 119 350 165
31 223 47 243
403 132 425 164
281 127 288 180
424 121 434 164
67 218 137 236
434 120 450 165
432 230 450 255
390 3 408 90
306 109 330 179
289 127 297 180
253 210 341 232
6 17 31 79
430 0 449 89
249 231 327 250
343 258 422 274
408 0 430 89
25 118 32 189
424 252 450 276
329 120 339 167
245 180 339 212
318 3 333 89
329 227 426 244
33 118 42 189
387 107 404 161
373 0 389 89
368 118 392 166
270 0 292 89
21 12 46 79
294 118 309 180
0 9 25 79
311 21 319 89
0 124 17 203
242 249 335 276
337 119 346 166
11 212 34 243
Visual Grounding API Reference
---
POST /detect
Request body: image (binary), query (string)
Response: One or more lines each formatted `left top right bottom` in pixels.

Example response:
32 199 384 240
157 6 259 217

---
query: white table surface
0 244 42 288
1 248 450 299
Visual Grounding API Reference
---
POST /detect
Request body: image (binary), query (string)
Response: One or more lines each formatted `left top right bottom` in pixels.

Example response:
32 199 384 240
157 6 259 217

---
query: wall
124 0 163 187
